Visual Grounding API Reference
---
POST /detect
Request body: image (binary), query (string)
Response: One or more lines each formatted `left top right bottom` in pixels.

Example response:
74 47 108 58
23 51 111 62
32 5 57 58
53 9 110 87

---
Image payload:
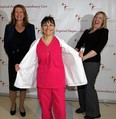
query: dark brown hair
41 16 55 27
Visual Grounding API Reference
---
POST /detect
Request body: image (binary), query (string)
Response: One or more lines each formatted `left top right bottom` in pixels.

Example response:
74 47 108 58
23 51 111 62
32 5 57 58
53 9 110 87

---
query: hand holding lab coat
14 36 87 88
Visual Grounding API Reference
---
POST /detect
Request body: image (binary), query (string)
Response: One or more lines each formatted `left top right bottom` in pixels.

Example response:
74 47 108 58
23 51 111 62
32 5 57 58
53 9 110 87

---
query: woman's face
14 7 24 22
93 13 104 29
41 21 55 36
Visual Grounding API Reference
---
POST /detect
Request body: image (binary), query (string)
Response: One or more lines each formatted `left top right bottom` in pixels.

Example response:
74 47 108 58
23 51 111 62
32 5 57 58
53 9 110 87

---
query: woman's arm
81 50 97 61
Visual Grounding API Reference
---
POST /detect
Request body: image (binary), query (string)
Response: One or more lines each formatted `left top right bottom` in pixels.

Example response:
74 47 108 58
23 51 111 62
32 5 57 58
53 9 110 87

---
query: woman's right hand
79 51 84 58
15 64 20 72
75 48 79 52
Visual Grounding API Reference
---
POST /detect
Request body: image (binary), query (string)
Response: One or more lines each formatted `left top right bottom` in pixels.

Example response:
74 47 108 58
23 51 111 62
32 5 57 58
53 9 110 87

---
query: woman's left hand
15 64 20 72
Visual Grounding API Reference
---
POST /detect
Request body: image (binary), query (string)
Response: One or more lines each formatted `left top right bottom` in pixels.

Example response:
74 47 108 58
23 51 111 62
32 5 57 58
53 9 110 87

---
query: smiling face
92 13 104 29
14 7 24 22
41 21 55 36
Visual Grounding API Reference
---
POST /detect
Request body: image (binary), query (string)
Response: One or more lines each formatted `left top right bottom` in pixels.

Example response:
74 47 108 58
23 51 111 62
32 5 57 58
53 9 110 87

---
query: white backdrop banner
0 0 116 102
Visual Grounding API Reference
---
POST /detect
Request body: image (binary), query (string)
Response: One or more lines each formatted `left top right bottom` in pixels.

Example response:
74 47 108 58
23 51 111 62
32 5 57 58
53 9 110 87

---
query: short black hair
41 16 55 26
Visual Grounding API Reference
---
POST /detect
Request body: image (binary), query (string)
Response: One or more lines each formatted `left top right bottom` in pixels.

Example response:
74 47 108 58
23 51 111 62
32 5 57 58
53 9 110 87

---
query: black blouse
11 28 30 52
9 28 32 63
75 28 109 62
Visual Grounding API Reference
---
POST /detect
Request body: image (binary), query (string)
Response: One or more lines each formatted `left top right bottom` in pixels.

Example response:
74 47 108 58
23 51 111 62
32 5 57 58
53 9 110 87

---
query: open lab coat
14 36 87 88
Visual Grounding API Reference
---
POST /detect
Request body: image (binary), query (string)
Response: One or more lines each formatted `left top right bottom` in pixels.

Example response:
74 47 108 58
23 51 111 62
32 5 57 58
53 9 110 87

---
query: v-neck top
11 28 28 50
10 28 32 62
36 36 65 88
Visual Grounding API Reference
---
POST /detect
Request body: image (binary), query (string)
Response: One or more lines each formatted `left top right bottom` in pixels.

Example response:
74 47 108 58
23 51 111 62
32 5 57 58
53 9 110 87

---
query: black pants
77 62 100 117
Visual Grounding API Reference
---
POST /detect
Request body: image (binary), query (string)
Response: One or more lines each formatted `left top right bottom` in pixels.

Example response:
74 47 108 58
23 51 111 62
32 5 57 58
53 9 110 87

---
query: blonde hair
90 11 107 30
9 4 29 26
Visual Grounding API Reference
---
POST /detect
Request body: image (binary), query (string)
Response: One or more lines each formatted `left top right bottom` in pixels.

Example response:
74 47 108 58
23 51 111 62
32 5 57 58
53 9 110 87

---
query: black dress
9 28 32 91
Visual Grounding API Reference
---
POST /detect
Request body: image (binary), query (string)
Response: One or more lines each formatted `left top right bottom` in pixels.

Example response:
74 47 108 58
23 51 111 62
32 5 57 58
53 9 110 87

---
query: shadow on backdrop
67 14 94 48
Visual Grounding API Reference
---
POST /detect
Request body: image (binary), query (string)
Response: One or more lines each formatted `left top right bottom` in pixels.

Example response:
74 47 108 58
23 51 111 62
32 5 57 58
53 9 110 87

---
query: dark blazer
4 23 36 56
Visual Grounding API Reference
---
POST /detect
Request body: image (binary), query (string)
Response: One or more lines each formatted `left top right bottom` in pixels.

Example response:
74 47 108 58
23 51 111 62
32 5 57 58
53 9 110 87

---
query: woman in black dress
4 4 36 117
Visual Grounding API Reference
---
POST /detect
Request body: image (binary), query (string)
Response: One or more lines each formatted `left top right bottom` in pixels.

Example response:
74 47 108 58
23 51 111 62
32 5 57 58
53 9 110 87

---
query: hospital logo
0 14 4 20
61 3 74 11
100 63 112 71
75 14 81 22
0 80 8 86
89 3 95 10
61 3 68 10
89 3 102 11
35 27 41 34
111 76 116 83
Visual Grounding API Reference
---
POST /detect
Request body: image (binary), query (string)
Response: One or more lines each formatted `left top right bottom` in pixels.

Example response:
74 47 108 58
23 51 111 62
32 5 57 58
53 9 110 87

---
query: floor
0 95 116 119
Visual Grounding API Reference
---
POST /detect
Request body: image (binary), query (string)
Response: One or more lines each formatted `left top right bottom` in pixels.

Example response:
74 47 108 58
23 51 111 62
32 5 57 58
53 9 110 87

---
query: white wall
0 0 116 102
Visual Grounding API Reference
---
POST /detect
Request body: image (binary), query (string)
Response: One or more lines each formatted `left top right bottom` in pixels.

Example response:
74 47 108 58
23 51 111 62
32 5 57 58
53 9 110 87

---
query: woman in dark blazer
4 4 36 117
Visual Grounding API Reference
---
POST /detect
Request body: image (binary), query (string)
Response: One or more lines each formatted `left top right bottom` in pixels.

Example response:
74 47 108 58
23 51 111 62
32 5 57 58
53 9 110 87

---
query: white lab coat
14 36 87 88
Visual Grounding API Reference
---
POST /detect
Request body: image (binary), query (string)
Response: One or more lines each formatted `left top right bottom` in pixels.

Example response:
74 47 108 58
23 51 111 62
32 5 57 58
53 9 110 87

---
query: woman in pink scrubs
15 15 87 119
36 16 66 119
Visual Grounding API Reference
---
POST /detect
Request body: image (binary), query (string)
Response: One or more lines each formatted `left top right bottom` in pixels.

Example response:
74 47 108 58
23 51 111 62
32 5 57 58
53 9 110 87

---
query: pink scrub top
36 36 65 88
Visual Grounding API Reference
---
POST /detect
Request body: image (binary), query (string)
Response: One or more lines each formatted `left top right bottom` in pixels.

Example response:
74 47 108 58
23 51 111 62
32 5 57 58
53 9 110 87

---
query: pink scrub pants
37 88 66 119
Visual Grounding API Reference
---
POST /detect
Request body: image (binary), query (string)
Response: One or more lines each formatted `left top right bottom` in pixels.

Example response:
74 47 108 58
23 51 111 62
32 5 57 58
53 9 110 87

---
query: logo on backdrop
113 52 116 62
61 3 68 10
101 63 112 71
89 3 102 11
0 80 8 87
61 3 74 11
75 14 81 22
89 3 95 10
35 27 41 34
0 59 5 65
0 14 4 20
111 76 116 83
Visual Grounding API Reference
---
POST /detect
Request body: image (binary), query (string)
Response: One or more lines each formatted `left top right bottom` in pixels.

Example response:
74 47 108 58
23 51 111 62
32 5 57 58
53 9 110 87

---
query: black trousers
77 62 100 117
